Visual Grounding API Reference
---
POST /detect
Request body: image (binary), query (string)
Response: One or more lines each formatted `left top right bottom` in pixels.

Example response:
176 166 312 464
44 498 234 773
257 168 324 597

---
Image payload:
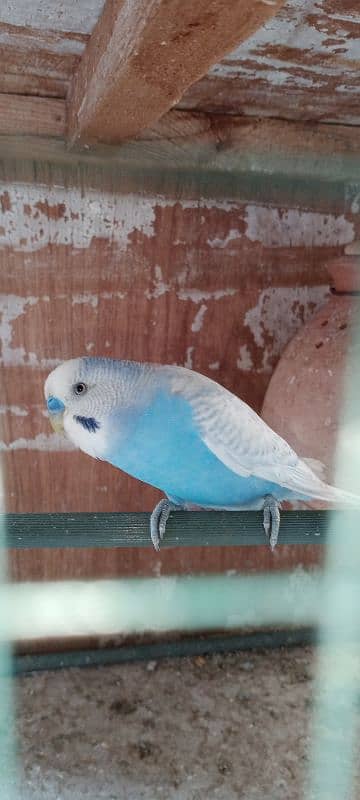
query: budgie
45 357 360 550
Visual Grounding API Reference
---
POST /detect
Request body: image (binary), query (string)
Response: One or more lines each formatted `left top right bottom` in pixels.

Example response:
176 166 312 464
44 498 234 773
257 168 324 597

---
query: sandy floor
13 645 324 800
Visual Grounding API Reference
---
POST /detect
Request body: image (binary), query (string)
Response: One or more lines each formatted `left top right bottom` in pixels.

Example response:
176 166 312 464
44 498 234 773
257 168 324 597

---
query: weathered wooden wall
181 0 360 124
1 0 358 125
0 121 359 581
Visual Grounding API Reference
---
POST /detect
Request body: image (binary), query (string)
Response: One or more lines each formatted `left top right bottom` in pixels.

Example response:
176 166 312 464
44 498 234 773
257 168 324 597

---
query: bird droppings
16 645 360 800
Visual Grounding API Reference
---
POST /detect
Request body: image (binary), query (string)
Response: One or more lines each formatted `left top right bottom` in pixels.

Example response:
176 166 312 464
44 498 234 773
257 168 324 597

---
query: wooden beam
0 109 359 214
67 0 284 146
0 104 359 179
0 94 66 137
1 100 360 167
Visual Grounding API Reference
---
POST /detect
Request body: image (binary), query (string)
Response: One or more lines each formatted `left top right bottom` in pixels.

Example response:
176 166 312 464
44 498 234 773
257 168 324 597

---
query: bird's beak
46 396 65 433
49 412 64 433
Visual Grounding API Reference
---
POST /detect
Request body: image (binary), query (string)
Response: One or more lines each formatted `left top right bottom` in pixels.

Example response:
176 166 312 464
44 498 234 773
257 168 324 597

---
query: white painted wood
0 0 105 34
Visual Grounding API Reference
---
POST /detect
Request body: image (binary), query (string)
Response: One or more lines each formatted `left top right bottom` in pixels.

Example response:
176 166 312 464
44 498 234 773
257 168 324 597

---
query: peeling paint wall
1 167 358 582
0 0 358 117
181 0 360 124
0 183 352 463
243 286 330 373
0 1 105 35
244 207 354 248
0 184 157 252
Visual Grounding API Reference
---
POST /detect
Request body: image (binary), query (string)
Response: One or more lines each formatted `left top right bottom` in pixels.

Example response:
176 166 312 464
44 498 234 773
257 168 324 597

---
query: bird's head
44 358 94 433
45 356 153 442
44 356 125 436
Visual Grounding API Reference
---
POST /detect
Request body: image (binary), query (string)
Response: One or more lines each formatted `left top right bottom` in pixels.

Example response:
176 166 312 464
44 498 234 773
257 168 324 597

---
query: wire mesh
1 242 360 800
306 316 360 800
0 468 17 798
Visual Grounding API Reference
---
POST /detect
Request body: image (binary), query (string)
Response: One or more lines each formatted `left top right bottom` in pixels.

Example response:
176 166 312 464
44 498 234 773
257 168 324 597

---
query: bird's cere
46 395 65 433
47 396 65 414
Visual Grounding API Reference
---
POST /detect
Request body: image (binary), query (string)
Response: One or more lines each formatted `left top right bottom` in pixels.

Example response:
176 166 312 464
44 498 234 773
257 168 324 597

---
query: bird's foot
150 498 180 551
263 495 281 550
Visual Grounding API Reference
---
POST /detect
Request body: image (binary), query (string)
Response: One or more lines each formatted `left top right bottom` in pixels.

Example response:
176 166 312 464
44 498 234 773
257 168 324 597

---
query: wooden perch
67 0 284 146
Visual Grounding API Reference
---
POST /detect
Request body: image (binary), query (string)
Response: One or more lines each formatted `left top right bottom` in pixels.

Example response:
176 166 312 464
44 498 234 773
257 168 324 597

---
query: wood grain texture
0 95 66 137
0 0 358 127
0 22 88 98
0 113 360 214
180 0 360 125
0 73 67 99
0 148 358 582
67 0 284 145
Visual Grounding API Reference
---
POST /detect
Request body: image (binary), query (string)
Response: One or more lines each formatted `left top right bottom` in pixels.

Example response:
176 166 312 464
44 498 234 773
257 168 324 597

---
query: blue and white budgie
45 357 359 550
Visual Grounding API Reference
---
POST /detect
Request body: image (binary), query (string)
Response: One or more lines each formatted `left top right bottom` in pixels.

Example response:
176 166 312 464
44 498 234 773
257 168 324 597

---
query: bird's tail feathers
285 458 360 508
306 481 360 509
302 457 327 482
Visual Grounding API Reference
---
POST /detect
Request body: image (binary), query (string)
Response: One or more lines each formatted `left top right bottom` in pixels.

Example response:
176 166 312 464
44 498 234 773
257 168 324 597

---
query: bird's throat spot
74 415 100 433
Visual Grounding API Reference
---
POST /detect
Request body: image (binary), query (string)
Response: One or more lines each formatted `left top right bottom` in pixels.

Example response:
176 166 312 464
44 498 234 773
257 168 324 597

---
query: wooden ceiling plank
0 103 359 212
0 22 88 99
67 0 284 146
0 95 66 138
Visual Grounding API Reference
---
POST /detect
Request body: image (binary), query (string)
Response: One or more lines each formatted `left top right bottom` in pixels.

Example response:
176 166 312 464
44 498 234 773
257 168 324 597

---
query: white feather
63 411 107 459
168 366 360 506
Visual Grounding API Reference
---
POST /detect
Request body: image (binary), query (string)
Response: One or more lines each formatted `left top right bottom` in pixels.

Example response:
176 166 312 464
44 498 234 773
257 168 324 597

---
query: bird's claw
263 495 281 550
150 498 176 550
151 496 281 551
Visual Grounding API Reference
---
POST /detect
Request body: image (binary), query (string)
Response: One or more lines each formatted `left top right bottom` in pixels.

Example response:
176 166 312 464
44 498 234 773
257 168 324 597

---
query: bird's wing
168 366 325 497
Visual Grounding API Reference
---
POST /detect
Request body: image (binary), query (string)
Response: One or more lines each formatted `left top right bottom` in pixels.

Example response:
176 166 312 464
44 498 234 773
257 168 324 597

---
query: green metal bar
14 627 316 675
4 509 331 548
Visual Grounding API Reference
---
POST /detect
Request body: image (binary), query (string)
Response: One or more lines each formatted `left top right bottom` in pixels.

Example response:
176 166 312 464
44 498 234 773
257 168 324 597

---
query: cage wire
1 318 360 797
305 313 360 800
0 468 17 798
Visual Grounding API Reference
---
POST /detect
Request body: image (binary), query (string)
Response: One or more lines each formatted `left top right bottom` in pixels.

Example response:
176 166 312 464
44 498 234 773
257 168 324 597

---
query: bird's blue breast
103 388 290 508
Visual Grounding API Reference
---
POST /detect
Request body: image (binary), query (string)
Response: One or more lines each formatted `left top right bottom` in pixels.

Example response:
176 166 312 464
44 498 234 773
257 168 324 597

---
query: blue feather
103 388 294 508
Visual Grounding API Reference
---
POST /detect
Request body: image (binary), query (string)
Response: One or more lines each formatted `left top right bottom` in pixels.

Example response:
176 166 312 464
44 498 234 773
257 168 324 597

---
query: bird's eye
74 382 87 395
